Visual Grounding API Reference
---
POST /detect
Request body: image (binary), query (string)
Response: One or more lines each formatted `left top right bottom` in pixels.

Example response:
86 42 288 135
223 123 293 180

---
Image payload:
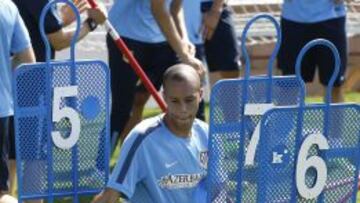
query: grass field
16 92 360 202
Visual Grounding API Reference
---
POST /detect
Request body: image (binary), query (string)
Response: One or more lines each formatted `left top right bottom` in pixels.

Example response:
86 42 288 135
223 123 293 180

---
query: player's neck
163 115 192 138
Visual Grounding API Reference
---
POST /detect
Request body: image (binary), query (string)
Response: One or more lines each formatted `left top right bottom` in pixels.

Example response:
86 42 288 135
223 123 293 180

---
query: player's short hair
163 64 200 90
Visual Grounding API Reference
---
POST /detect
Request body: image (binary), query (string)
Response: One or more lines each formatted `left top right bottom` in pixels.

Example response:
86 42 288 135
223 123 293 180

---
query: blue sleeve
107 131 147 199
11 4 31 54
23 0 63 34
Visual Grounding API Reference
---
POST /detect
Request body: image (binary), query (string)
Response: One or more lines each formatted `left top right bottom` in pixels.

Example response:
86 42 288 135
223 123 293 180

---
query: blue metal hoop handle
241 13 281 80
39 0 81 63
295 39 341 106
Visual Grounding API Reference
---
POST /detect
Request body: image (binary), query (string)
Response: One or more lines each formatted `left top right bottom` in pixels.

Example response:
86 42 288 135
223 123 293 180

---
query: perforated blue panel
256 104 360 202
13 60 110 201
207 76 303 203
207 32 358 203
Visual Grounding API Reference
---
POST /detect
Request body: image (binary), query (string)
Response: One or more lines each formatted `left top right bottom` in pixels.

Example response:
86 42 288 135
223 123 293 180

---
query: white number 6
52 86 80 150
296 133 329 199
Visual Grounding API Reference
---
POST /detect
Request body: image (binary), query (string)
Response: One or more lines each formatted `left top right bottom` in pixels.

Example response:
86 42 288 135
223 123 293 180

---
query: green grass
21 92 360 202
305 92 360 103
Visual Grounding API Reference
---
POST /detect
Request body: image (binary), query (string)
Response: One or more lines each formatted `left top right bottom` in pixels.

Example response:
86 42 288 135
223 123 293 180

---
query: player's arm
93 130 147 203
12 47 36 68
91 188 120 203
60 0 89 26
48 6 107 50
151 0 204 77
169 0 188 41
11 5 36 68
170 0 195 57
151 0 189 60
202 0 224 40
24 0 106 51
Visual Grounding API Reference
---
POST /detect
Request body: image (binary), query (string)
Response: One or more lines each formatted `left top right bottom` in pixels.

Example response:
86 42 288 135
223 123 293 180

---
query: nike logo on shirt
165 161 178 168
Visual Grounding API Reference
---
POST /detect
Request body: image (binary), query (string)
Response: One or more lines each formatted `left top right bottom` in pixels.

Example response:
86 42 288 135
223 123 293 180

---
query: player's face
163 80 202 134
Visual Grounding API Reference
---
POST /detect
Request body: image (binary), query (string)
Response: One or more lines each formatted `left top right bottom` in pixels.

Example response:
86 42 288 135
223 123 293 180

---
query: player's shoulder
0 0 17 14
193 118 209 140
123 115 164 146
193 118 209 132
135 115 163 135
0 0 13 7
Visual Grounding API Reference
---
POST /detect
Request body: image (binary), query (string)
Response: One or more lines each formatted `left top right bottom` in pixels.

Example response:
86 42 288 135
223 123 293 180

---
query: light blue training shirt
0 0 31 118
108 115 209 203
183 0 203 45
108 0 172 43
282 0 346 23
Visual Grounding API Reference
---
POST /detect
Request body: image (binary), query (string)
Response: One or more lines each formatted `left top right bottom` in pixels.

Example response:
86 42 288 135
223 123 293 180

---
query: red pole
87 0 167 112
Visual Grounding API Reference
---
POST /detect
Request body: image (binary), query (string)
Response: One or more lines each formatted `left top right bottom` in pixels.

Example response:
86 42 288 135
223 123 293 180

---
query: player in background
13 0 107 62
201 0 241 87
278 0 350 102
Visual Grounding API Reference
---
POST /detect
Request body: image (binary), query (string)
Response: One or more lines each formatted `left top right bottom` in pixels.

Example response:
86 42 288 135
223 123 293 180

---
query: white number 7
52 86 81 150
244 103 274 166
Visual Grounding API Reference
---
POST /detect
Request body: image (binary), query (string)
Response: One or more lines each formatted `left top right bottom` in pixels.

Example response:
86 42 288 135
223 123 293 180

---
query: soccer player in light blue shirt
0 1 35 202
92 64 208 203
282 0 346 23
108 0 168 43
278 0 348 103
200 0 241 87
0 0 33 118
106 0 205 154
183 0 203 46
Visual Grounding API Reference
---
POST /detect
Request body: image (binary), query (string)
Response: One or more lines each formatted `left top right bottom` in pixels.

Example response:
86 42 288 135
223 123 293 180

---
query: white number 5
52 86 80 150
296 133 329 199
